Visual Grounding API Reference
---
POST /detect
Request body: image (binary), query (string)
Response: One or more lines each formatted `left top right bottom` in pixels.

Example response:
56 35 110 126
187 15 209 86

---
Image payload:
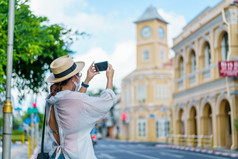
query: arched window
191 50 196 73
221 32 229 61
204 43 211 68
179 57 184 78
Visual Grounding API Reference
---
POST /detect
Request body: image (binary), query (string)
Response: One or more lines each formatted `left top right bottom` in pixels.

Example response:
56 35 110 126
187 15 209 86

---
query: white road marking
98 144 107 148
187 152 230 159
123 150 161 159
162 149 229 159
97 142 229 159
98 153 115 159
137 144 145 147
159 152 183 158
97 144 144 149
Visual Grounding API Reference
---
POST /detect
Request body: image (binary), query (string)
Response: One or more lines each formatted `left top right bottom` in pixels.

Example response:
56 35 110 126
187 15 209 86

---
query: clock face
141 26 151 39
158 27 165 39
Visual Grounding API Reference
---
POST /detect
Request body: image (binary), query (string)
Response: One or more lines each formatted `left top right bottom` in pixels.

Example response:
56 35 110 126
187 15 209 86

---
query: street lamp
2 0 15 158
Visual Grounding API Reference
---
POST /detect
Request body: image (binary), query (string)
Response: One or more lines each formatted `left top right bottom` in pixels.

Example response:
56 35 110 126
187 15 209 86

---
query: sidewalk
11 143 28 159
155 144 238 158
10 142 40 159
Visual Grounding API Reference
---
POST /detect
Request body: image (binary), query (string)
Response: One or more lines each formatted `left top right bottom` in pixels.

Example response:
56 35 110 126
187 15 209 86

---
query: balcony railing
174 64 219 91
176 78 183 89
187 73 196 85
202 68 211 79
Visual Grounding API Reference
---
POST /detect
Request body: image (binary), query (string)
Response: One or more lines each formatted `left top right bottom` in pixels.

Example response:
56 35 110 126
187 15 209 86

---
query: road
0 140 233 159
94 140 232 159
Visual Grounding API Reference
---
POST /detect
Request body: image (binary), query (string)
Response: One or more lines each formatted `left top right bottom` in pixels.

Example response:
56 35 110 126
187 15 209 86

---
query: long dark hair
50 77 73 97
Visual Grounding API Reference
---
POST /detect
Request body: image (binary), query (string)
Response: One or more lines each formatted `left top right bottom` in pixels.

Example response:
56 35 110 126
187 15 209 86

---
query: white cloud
29 0 132 38
29 0 88 18
158 9 186 58
158 9 186 46
73 41 136 92
16 1 186 112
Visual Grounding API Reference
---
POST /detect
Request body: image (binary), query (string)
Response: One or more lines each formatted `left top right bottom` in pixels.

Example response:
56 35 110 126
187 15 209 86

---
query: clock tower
120 6 173 142
135 6 169 69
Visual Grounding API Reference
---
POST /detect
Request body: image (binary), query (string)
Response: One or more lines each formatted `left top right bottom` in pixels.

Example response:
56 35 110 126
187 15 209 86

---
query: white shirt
44 89 117 159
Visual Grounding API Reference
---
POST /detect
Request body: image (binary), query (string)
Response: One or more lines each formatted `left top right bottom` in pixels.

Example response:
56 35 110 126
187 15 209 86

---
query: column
200 116 209 135
217 114 226 147
231 95 238 150
148 117 156 141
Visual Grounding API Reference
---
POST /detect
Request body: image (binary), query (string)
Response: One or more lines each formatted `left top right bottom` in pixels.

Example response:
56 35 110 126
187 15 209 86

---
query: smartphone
95 61 108 72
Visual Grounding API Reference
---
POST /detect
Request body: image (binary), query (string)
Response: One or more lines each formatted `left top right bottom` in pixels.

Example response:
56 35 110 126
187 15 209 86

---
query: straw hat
46 55 85 83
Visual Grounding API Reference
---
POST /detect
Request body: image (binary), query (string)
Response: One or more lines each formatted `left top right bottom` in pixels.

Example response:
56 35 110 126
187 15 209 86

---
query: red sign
219 61 238 77
121 113 127 121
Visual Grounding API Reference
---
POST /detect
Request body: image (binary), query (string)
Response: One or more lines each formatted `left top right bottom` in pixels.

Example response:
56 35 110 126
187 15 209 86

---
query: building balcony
176 77 184 90
202 68 211 79
174 63 221 93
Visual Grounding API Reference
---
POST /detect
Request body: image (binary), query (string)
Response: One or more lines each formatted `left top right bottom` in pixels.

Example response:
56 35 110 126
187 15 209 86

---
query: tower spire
135 6 168 24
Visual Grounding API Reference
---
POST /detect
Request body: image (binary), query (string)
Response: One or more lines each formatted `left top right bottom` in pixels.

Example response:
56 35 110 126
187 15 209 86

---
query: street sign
14 107 22 111
24 115 39 125
27 107 39 114
24 117 31 125
33 115 39 124
218 61 238 77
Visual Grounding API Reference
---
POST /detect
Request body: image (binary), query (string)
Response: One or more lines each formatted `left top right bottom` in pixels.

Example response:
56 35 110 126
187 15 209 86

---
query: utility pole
31 111 34 152
30 95 34 153
2 0 15 158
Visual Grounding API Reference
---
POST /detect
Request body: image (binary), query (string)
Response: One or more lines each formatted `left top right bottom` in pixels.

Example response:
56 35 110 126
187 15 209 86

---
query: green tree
12 116 22 130
0 0 87 99
0 116 3 129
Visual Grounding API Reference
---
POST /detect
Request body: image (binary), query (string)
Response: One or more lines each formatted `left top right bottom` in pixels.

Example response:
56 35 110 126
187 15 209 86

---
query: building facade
120 6 173 142
172 0 238 149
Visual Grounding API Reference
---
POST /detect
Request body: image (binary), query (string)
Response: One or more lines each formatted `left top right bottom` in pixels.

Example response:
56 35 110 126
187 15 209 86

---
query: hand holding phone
94 61 108 72
106 63 114 79
106 64 114 90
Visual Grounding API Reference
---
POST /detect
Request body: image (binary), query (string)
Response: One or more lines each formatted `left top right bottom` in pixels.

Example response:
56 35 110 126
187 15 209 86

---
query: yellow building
120 6 173 142
172 0 238 150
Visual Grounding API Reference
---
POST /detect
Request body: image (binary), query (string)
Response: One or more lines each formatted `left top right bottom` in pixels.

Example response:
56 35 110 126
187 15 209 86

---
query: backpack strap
40 105 47 153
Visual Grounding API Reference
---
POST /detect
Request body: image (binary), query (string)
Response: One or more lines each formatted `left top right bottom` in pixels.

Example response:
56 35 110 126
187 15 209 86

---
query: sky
16 0 223 112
